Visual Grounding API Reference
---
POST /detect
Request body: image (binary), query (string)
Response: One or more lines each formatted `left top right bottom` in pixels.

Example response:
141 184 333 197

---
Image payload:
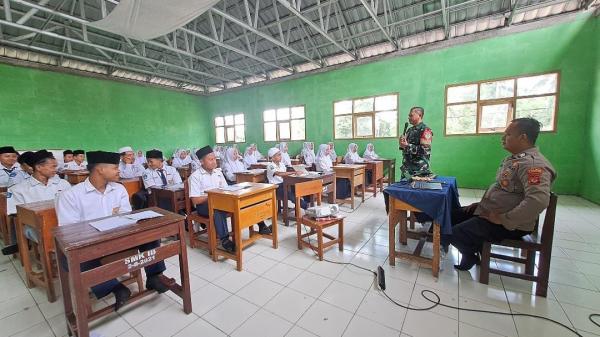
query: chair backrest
294 180 323 220
183 178 193 215
539 192 558 246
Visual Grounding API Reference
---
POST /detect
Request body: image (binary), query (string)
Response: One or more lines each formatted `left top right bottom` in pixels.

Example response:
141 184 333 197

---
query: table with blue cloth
383 176 460 277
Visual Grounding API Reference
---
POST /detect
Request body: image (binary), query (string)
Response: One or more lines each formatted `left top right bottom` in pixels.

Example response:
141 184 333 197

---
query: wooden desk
332 165 365 209
282 172 336 227
249 163 269 170
176 166 192 181
149 185 185 213
0 191 8 245
235 169 266 183
54 208 192 337
16 200 58 302
364 161 384 196
381 158 396 185
207 182 278 271
119 178 143 200
64 171 90 185
388 197 440 277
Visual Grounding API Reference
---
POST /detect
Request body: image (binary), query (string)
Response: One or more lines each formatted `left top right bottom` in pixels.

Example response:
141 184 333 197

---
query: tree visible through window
334 94 398 139
215 113 245 144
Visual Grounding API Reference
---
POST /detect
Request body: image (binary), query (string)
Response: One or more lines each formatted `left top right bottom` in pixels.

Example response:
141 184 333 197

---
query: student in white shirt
221 147 246 184
118 146 145 179
172 149 192 168
243 145 258 168
134 150 147 166
56 151 169 310
188 146 271 253
0 146 25 188
190 148 201 172
328 142 337 162
301 142 316 167
136 149 182 210
315 144 351 199
64 149 87 171
2 150 71 255
344 143 373 184
59 150 74 173
363 143 379 160
266 147 307 212
277 142 292 167
16 151 35 180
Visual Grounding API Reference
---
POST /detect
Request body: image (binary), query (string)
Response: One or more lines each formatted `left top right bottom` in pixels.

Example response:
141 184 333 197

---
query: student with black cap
59 150 74 173
17 151 36 178
0 146 25 188
2 150 71 255
136 149 183 210
56 151 169 310
188 145 272 253
64 149 87 171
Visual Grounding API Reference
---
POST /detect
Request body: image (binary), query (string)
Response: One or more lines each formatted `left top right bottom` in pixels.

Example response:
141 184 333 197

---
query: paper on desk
89 216 137 232
123 210 164 221
164 183 184 190
221 184 246 191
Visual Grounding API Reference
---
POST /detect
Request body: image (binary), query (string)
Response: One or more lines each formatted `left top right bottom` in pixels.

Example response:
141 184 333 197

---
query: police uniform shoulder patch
527 167 543 185
420 128 433 145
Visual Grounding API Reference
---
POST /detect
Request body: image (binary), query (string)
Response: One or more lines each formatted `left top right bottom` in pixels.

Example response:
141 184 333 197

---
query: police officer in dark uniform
399 107 433 178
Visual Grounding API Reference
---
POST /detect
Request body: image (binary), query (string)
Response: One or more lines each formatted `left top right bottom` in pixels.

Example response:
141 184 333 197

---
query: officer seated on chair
450 118 556 271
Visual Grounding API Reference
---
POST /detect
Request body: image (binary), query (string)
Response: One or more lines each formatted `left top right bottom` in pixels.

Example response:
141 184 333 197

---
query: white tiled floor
2 189 600 337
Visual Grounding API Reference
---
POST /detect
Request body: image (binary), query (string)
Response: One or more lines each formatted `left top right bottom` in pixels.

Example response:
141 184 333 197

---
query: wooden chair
479 193 557 297
295 180 344 260
183 179 213 252
0 189 10 245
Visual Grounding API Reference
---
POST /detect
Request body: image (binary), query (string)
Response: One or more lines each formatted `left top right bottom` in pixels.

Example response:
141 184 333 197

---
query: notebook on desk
411 181 443 190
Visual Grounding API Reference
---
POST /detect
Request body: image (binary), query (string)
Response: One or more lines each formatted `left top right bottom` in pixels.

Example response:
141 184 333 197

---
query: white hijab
244 145 258 168
190 148 201 171
301 142 316 166
135 151 146 165
249 143 263 161
172 149 192 168
316 144 333 172
363 143 379 160
222 147 246 181
328 142 337 161
344 143 364 164
278 142 292 166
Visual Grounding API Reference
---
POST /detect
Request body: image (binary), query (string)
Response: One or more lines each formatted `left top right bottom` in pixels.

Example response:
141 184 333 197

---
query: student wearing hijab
344 143 373 184
0 146 25 188
315 144 351 199
301 142 316 167
59 150 74 173
266 147 307 212
172 148 192 168
64 150 87 171
190 148 201 172
57 151 169 310
134 150 147 166
363 143 379 160
243 145 258 168
221 147 246 184
251 144 264 161
118 146 145 178
328 142 337 162
278 142 292 167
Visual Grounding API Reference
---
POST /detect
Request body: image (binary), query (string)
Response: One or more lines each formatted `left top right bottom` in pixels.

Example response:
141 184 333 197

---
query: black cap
195 146 213 160
32 150 55 166
87 151 119 165
0 146 18 154
63 150 73 156
146 149 163 159
17 151 36 166
73 150 85 155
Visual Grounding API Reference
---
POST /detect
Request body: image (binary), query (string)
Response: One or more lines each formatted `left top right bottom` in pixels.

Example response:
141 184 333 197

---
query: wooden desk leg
283 182 289 226
373 167 378 197
399 210 408 245
361 174 365 203
16 218 34 289
432 223 440 278
177 222 193 314
350 179 355 210
233 212 242 271
209 202 217 262
271 190 278 249
38 233 56 302
388 210 399 266
69 256 90 337
56 248 74 336
329 181 336 205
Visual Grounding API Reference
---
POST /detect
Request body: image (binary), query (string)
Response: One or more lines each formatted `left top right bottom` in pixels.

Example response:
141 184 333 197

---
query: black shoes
1 244 18 255
258 224 272 235
453 253 481 271
112 283 132 311
221 238 236 253
146 274 169 294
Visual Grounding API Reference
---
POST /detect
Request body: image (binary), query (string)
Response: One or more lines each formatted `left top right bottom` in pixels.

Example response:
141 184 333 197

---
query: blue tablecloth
383 176 460 235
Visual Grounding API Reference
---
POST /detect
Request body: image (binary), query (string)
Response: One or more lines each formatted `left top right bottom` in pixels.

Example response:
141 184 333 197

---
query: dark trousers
64 240 166 299
336 178 351 199
133 190 173 211
276 184 308 211
450 207 531 256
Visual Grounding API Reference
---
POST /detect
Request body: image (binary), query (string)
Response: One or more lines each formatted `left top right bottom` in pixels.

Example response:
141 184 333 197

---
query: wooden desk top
119 178 141 183
333 164 366 170
283 171 335 182
235 169 266 176
63 170 90 176
206 182 276 198
54 207 184 251
17 199 55 213
150 184 184 192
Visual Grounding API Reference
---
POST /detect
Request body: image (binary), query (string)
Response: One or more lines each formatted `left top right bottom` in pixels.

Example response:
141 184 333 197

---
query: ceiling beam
359 0 398 49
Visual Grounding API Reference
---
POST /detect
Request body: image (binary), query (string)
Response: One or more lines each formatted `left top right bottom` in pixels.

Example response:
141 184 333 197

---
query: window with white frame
215 113 245 143
333 93 398 139
263 106 306 141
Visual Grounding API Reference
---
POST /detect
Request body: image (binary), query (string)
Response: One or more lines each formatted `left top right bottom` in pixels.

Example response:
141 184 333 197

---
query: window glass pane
446 104 477 135
235 125 245 142
516 96 555 131
215 117 224 127
354 98 374 113
291 119 305 140
517 73 557 96
264 122 277 141
234 113 244 125
291 106 305 119
334 116 352 139
226 127 235 141
276 108 290 121
334 100 352 115
480 80 514 100
375 95 397 111
447 84 477 103
355 115 373 137
224 115 234 126
279 122 291 139
480 103 510 132
375 111 398 137
264 109 276 121
216 127 225 143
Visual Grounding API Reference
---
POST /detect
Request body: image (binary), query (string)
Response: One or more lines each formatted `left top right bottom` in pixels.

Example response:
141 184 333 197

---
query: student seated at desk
344 143 372 184
190 148 201 172
59 150 74 173
64 149 87 171
56 151 169 310
221 147 246 185
251 143 264 161
118 146 145 178
0 146 25 188
328 142 337 162
363 143 379 160
172 149 192 168
135 150 147 166
17 151 35 179
267 147 308 212
243 145 258 168
301 142 316 167
189 146 272 253
278 142 292 167
2 150 71 255
134 150 182 210
316 144 351 199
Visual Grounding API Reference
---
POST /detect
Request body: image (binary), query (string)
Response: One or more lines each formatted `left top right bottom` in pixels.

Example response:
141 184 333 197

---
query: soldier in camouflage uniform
399 107 433 178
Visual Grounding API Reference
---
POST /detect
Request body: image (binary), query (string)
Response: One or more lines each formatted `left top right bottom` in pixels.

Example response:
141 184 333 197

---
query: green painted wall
580 17 600 204
0 63 209 156
207 14 599 196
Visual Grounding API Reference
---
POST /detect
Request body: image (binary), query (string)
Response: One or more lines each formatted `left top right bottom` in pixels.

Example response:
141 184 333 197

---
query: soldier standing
399 107 433 178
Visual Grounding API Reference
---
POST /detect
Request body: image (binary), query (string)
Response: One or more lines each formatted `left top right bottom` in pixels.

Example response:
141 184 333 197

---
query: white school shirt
316 156 334 172
7 175 71 214
56 179 131 226
281 152 292 167
142 164 182 189
221 159 246 182
119 161 145 179
172 156 192 168
0 163 25 188
64 161 88 171
188 166 227 198
266 161 287 185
